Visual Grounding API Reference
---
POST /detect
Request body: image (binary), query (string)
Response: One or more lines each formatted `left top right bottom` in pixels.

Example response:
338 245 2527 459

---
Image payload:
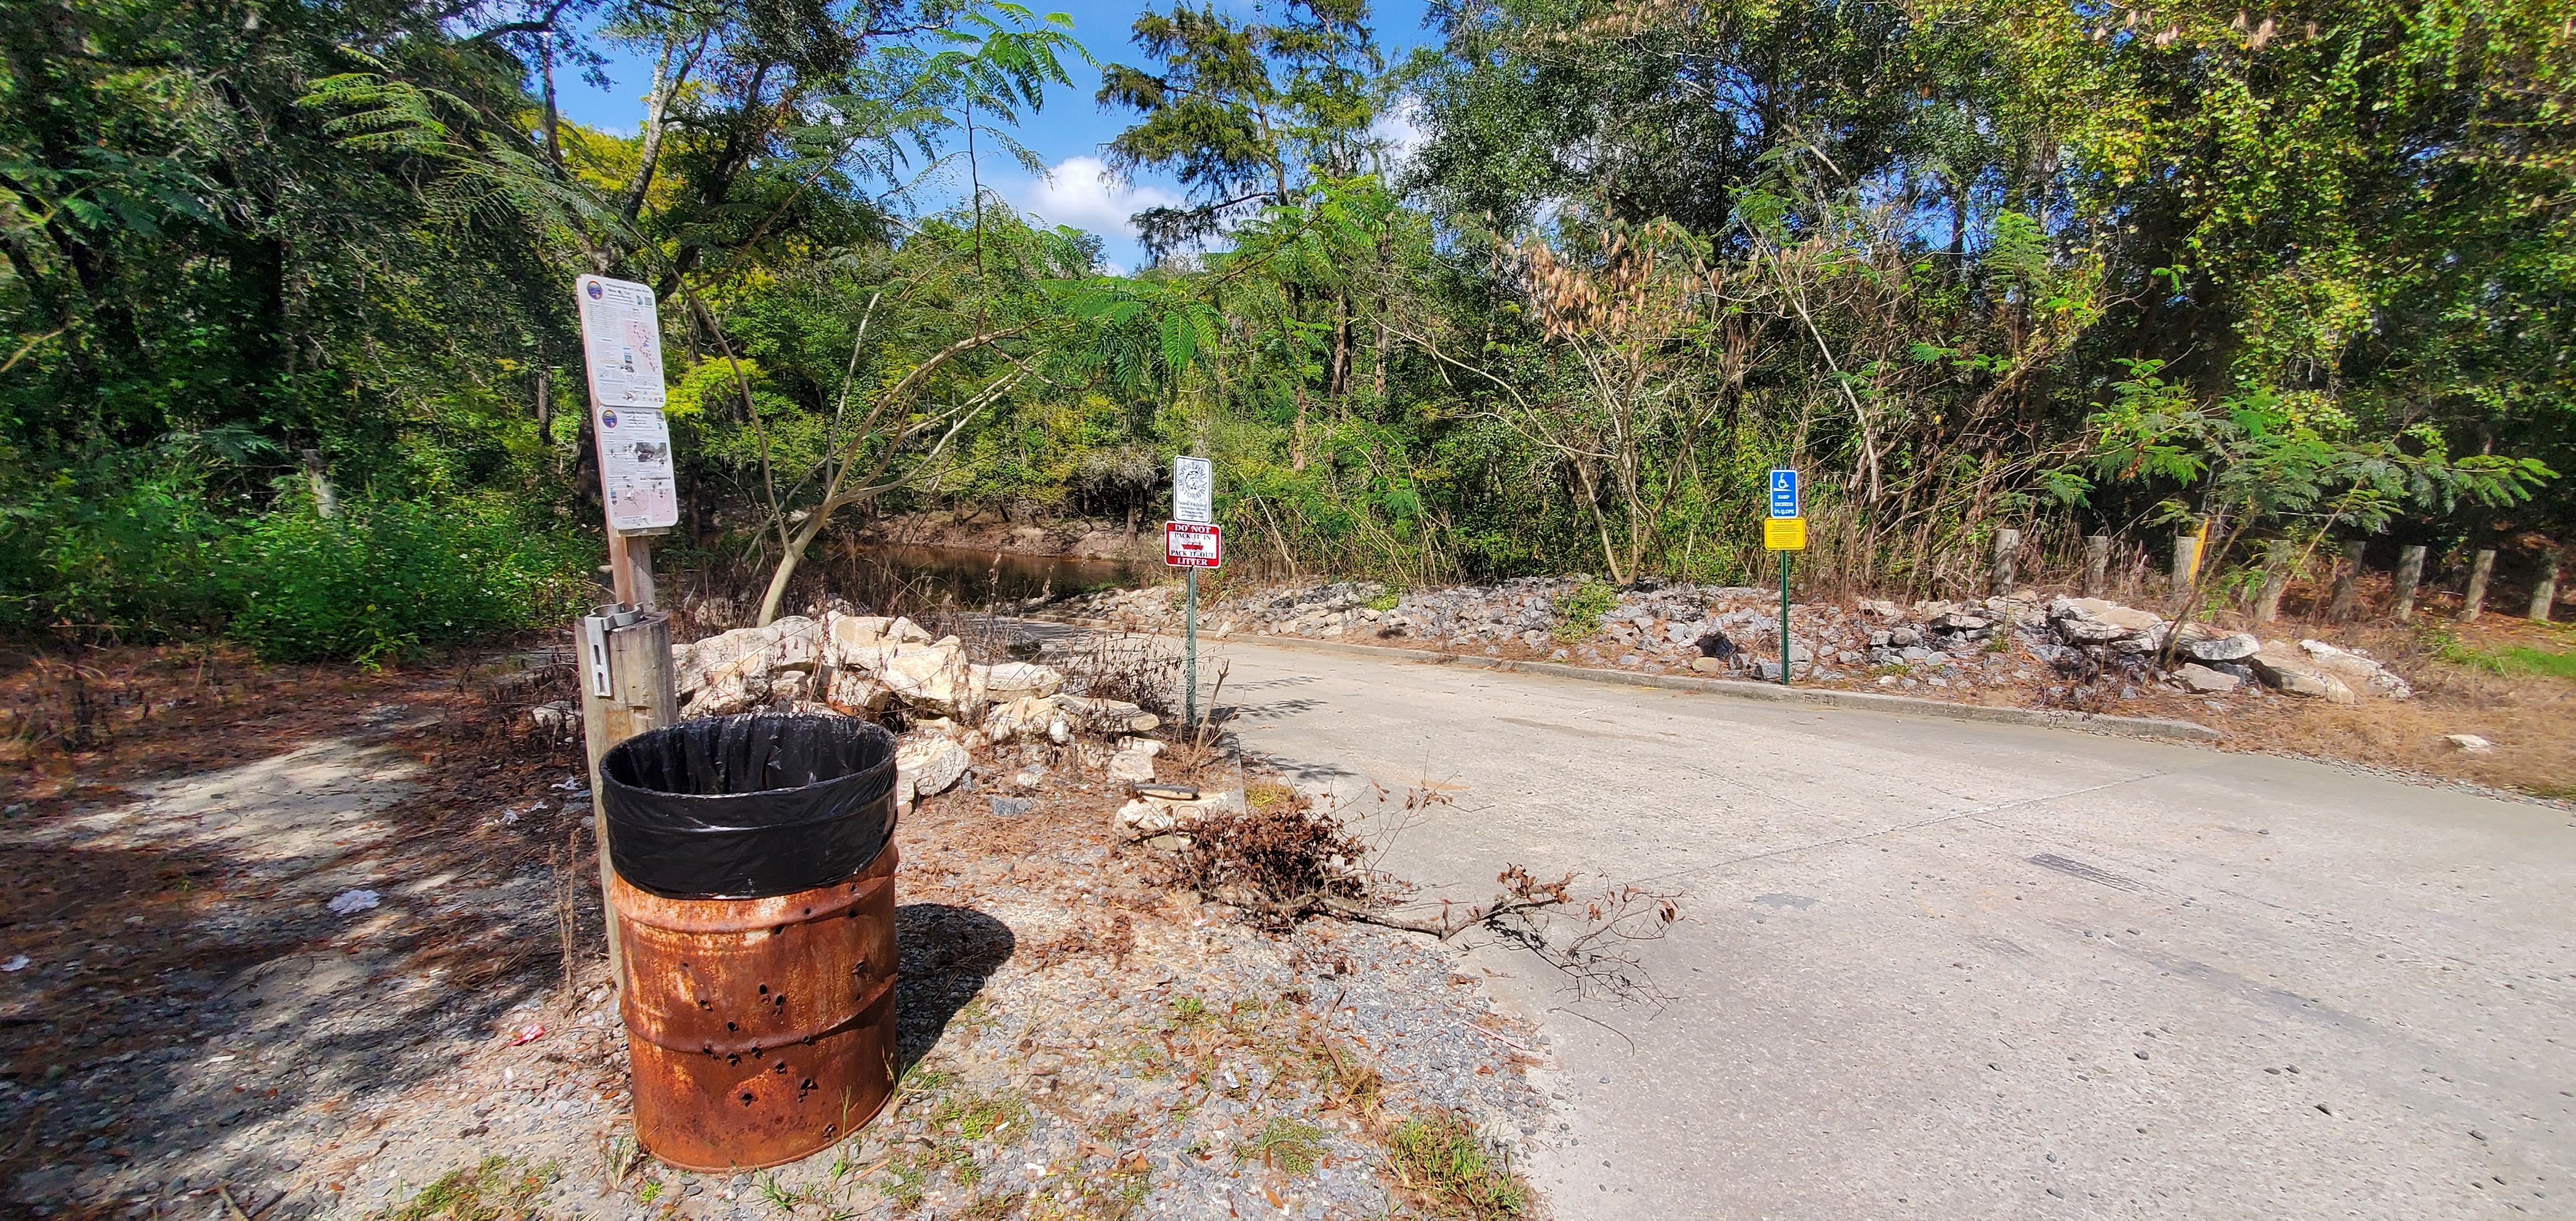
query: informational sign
594 404 679 532
574 276 678 532
576 275 667 409
1764 516 1807 551
1768 468 1801 518
1164 521 1222 568
1173 455 1214 524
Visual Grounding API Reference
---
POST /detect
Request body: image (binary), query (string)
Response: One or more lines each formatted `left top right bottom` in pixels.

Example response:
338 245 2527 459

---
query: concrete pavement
1195 634 2575 1220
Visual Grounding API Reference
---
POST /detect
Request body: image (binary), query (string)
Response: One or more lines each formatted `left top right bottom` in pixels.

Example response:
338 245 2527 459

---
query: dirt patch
1 649 1557 1220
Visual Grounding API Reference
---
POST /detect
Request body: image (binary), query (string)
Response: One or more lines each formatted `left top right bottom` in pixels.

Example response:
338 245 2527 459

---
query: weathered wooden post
2172 532 2200 600
1991 528 2020 597
2253 539 2294 623
2463 548 2496 622
2392 545 2427 621
2533 548 2561 623
572 272 684 993
2082 535 2112 598
2328 539 2365 622
301 449 339 518
579 609 676 988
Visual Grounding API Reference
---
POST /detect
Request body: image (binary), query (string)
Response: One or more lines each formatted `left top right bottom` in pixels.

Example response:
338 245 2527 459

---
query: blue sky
551 0 1440 270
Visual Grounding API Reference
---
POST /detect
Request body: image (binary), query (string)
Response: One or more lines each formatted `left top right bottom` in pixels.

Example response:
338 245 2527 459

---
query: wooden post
2172 533 2200 598
2392 545 2427 621
627 534 659 611
2462 548 2496 622
2532 548 2561 622
606 531 662 610
2082 534 2111 598
301 449 339 519
580 610 677 991
607 528 633 607
1991 528 2020 596
2252 539 2294 623
2328 539 2365 622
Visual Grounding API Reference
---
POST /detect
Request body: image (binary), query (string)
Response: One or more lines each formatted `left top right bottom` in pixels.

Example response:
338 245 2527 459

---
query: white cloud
1370 98 1427 170
1011 156 1182 240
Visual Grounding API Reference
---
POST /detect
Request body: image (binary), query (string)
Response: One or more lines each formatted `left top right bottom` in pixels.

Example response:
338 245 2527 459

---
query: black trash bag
600 714 898 900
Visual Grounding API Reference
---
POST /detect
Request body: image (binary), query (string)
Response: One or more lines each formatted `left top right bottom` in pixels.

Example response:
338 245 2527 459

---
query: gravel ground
2 658 1556 1221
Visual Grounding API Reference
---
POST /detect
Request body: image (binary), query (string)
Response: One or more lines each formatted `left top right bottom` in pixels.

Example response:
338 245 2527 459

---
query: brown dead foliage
1157 792 1372 932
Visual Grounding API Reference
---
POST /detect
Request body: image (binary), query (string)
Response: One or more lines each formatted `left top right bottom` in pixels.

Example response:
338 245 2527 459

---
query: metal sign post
1766 470 1805 685
1168 457 1218 729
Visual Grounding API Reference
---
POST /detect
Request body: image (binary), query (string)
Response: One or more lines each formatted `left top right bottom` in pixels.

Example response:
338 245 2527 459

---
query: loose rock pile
1061 579 2416 706
666 612 1167 808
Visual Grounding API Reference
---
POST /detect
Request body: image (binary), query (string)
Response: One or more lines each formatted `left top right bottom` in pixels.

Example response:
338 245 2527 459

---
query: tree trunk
755 509 831 626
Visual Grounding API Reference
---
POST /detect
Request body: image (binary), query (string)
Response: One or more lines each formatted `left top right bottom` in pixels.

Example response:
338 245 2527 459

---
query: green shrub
1550 578 1617 641
219 493 591 663
3 462 239 636
1 463 588 662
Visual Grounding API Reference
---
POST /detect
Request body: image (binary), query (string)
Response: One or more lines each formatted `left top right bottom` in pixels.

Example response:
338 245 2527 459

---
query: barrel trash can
600 713 901 1171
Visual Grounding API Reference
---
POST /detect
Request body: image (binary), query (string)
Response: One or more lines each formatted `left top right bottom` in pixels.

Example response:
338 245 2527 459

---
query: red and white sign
1164 521 1221 568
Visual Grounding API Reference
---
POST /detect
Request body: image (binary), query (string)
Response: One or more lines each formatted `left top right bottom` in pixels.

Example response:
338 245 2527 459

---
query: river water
812 543 1143 610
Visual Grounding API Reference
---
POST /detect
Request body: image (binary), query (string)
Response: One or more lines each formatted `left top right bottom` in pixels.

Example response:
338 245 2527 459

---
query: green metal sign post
1765 468 1804 685
1167 456 1219 727
1778 551 1792 685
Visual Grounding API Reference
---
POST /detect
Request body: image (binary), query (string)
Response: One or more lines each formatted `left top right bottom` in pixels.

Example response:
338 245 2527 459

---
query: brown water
813 543 1143 610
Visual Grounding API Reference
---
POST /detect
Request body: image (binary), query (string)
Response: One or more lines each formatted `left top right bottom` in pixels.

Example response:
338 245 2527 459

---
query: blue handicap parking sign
1768 469 1800 518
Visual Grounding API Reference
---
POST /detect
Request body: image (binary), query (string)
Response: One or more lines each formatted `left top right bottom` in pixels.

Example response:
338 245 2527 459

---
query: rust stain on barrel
611 844 899 1171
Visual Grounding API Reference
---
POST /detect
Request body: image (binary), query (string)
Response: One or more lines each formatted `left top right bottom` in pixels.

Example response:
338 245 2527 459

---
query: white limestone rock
2174 662 2241 694
894 734 969 802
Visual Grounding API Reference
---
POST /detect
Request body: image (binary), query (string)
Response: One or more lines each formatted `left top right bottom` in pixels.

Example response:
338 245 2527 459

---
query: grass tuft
1385 1110 1530 1219
1234 1117 1329 1174
375 1156 559 1221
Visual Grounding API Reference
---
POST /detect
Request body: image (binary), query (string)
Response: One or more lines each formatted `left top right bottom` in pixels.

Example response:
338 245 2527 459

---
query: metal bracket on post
583 613 614 698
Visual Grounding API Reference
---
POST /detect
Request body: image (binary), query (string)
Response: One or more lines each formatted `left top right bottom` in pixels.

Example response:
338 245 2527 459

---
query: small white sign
576 275 666 409
1173 455 1214 524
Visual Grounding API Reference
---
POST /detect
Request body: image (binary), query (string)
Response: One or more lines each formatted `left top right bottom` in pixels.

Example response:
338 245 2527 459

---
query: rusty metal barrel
599 714 901 1171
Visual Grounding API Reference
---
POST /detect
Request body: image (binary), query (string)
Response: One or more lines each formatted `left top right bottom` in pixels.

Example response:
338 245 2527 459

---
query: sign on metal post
1163 522 1222 568
1169 455 1217 731
1173 456 1214 525
1765 470 1802 685
577 276 679 534
1768 468 1801 518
